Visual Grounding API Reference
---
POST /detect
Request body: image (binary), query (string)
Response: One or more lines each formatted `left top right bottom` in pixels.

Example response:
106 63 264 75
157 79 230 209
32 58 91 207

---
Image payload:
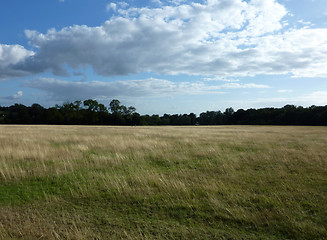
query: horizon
1 0 327 115
1 99 325 117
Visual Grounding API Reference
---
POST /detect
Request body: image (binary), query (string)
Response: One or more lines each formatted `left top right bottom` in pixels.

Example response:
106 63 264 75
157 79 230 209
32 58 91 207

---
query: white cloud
298 20 312 25
107 2 128 12
0 44 35 80
1 90 23 100
26 77 270 101
228 91 327 110
219 83 270 89
106 3 117 11
301 91 327 105
0 44 33 67
151 0 163 5
25 77 226 101
167 0 186 5
277 89 293 93
117 2 129 8
12 91 23 99
2 0 327 80
203 76 240 82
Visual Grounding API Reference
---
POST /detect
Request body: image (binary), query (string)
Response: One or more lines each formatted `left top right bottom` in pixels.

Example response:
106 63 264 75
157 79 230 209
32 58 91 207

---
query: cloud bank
26 77 268 101
230 91 327 110
1 0 327 81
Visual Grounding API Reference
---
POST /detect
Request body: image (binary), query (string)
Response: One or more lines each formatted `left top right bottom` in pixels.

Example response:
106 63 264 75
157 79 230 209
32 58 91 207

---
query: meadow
0 125 326 239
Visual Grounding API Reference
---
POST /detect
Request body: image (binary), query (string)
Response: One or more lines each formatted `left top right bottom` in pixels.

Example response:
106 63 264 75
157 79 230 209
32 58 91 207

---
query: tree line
0 99 327 126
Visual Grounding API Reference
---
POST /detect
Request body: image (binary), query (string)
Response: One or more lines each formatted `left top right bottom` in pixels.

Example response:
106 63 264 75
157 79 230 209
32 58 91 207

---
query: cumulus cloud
26 77 268 101
2 0 327 80
106 2 129 11
106 3 117 11
0 44 34 80
1 90 23 100
12 90 23 99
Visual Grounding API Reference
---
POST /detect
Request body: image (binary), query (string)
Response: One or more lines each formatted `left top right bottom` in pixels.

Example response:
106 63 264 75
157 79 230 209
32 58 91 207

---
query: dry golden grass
0 125 326 239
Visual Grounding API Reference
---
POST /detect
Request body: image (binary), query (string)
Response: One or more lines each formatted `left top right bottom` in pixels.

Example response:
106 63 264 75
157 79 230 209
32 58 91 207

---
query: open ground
0 125 326 239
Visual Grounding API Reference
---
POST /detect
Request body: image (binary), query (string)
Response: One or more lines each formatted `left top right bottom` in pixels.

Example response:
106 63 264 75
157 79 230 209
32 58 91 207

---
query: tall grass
0 125 326 239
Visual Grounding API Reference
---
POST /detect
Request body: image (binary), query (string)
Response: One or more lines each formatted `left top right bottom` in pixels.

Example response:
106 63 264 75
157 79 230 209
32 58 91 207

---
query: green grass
0 125 326 239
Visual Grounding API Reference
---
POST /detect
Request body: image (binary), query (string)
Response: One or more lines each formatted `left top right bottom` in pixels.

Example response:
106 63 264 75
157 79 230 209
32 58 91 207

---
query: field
0 125 326 239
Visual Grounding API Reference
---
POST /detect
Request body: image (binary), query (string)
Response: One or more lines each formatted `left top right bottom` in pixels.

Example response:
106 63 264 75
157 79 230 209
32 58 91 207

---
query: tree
73 101 82 111
188 113 197 125
83 99 100 112
224 107 234 124
109 99 122 114
98 104 108 113
5 104 32 124
30 103 45 123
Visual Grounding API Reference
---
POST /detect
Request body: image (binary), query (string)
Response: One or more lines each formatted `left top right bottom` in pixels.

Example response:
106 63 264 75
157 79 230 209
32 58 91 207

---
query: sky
0 0 327 115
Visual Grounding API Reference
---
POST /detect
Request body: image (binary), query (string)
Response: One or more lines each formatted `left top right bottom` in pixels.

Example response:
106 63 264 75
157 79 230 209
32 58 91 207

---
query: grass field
0 125 326 239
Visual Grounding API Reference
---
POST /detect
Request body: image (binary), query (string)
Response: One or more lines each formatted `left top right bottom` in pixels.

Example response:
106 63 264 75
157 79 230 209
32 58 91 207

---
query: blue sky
1 0 327 114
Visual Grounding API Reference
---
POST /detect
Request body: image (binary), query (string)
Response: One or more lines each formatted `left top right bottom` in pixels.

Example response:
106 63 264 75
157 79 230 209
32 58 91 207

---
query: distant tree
30 103 45 123
73 101 82 111
130 112 141 125
126 106 136 115
5 104 31 124
232 109 246 124
83 99 100 112
224 107 234 124
198 111 224 125
2 100 327 126
0 106 7 123
108 99 138 125
98 104 108 113
160 114 171 125
140 114 151 126
318 108 327 125
44 107 64 124
188 113 197 125
179 114 191 125
109 99 122 114
150 115 160 125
